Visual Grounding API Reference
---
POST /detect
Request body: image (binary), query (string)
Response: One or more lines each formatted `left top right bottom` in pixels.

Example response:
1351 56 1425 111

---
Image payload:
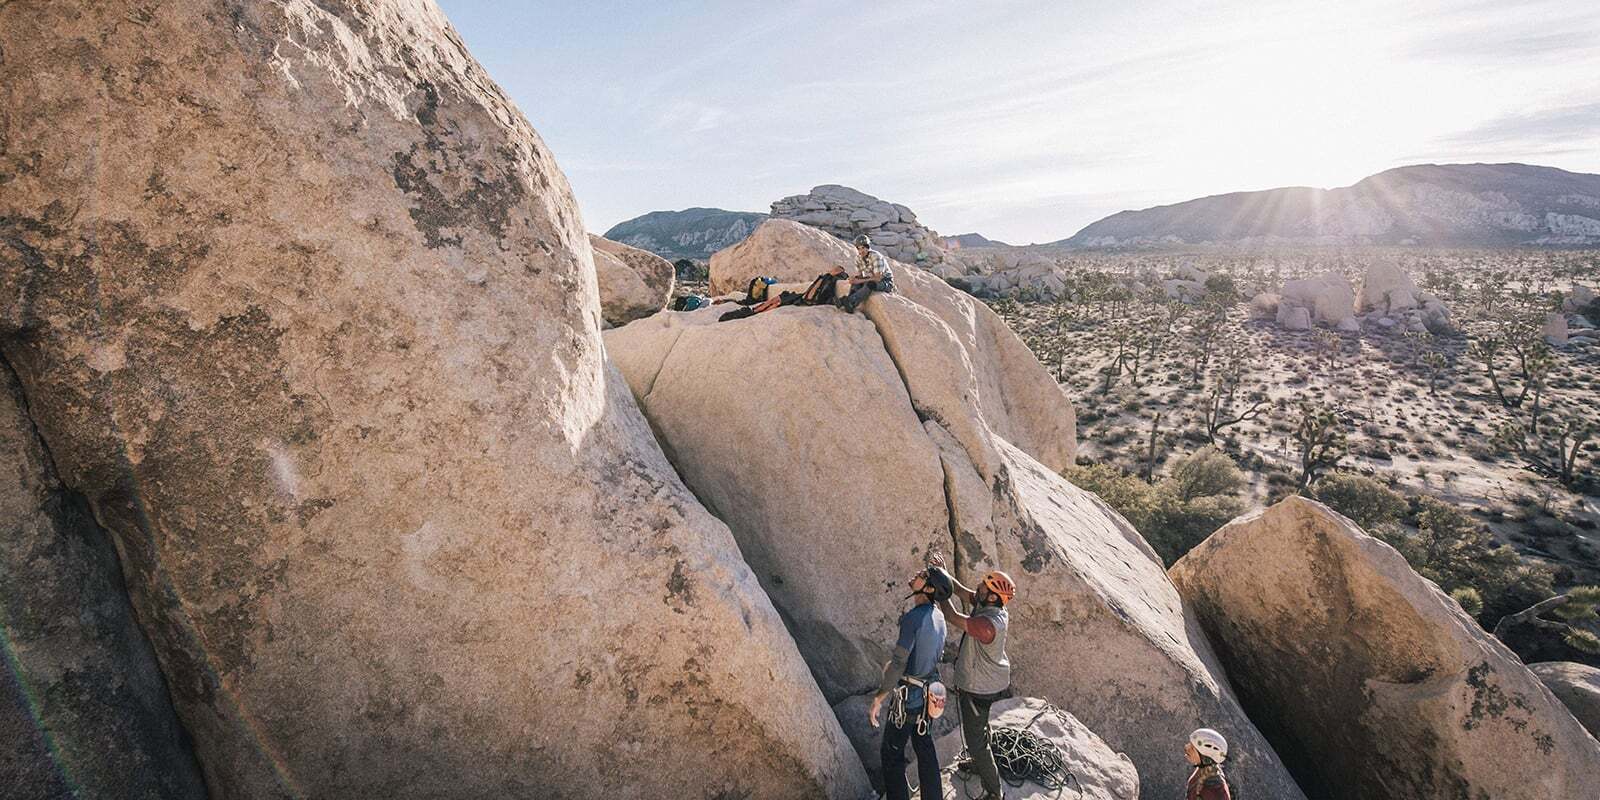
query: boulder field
607 223 1306 800
1171 497 1600 800
0 2 865 798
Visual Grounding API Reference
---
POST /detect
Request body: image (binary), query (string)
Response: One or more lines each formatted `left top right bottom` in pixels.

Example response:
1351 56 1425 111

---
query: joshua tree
1422 350 1448 395
1292 400 1348 491
1130 330 1154 387
1203 386 1271 447
1142 411 1163 482
1494 586 1600 656
1313 329 1341 371
1187 307 1226 386
1523 345 1555 436
1495 416 1594 489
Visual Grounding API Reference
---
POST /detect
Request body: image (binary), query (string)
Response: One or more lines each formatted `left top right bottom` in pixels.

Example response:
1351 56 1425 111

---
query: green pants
959 689 1002 795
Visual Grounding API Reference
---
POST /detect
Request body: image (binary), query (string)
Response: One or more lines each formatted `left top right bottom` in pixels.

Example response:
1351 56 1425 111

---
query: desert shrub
1377 496 1555 625
1314 472 1407 531
1067 450 1246 566
1167 447 1244 502
1450 586 1485 617
1065 464 1160 532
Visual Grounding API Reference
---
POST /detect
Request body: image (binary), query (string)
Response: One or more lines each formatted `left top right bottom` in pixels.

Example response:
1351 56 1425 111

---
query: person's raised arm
925 556 974 604
936 597 996 644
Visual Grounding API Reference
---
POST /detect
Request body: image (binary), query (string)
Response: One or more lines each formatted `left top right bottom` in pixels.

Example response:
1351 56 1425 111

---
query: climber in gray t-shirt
929 554 1015 800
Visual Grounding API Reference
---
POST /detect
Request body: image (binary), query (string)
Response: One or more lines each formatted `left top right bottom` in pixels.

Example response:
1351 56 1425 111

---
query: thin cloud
1437 103 1600 149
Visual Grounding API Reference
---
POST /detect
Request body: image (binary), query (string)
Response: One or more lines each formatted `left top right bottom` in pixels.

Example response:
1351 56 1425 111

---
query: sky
437 0 1600 244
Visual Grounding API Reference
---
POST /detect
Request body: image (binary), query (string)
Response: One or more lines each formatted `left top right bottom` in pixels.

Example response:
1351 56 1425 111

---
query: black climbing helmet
921 566 955 603
853 234 871 247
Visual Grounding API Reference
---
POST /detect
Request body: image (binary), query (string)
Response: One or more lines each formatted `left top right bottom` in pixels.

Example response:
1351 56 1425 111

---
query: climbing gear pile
949 703 1081 799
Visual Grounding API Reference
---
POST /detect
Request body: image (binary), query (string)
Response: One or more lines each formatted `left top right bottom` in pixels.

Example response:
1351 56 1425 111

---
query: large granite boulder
771 184 950 267
1170 497 1600 800
608 308 951 703
1281 273 1356 327
1530 662 1600 738
1 366 207 800
1544 312 1571 346
706 218 1076 474
0 3 867 798
607 281 1302 799
1357 262 1421 315
590 234 674 326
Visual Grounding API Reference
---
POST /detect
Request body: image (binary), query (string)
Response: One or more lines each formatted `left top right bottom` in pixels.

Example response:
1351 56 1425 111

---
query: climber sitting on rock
869 565 951 800
1184 728 1232 800
927 554 1013 800
837 233 896 313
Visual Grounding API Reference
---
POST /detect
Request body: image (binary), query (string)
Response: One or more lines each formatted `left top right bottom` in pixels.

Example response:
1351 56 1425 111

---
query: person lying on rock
837 233 896 313
926 554 1014 800
1184 728 1232 800
869 566 952 800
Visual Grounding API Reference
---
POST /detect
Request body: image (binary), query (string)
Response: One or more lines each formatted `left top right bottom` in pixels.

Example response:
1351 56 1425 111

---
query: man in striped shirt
838 233 896 313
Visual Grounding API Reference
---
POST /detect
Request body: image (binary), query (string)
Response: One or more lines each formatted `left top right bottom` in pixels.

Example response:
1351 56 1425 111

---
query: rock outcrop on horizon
1062 163 1600 248
772 184 952 269
609 224 1306 800
2 364 208 800
1171 497 1600 800
589 234 675 326
0 3 868 798
1530 662 1600 738
602 207 769 260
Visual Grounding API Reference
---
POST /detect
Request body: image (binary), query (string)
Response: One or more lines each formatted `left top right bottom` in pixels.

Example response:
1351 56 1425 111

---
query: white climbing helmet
1189 728 1228 762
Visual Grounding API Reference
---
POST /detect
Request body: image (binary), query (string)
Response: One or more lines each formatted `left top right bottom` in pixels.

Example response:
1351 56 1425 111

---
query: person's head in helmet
1186 728 1228 766
976 570 1015 607
853 234 872 256
910 566 954 605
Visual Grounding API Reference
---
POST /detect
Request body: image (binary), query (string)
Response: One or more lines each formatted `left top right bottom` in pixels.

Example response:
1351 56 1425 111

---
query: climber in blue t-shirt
869 566 952 800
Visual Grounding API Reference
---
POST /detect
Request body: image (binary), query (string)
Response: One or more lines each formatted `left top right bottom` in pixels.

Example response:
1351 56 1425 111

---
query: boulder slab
590 234 675 326
706 219 1076 473
0 2 867 798
1170 497 1600 800
1530 662 1600 739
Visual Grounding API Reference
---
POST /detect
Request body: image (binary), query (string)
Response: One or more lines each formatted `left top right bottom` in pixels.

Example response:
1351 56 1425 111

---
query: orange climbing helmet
981 570 1015 606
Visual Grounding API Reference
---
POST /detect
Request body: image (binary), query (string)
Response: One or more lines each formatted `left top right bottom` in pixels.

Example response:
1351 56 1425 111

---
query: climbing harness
892 676 946 735
947 703 1082 799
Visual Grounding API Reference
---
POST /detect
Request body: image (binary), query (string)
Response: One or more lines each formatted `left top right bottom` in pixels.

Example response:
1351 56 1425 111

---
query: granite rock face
610 251 1302 799
1171 497 1600 800
0 2 867 798
1 363 207 800
1530 662 1600 739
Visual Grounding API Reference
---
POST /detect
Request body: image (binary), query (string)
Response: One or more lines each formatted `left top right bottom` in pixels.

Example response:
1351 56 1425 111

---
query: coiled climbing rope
946 703 1082 799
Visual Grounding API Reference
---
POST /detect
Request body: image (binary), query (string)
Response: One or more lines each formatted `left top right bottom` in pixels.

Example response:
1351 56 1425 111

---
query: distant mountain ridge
603 207 768 260
1063 163 1600 248
944 232 1012 248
